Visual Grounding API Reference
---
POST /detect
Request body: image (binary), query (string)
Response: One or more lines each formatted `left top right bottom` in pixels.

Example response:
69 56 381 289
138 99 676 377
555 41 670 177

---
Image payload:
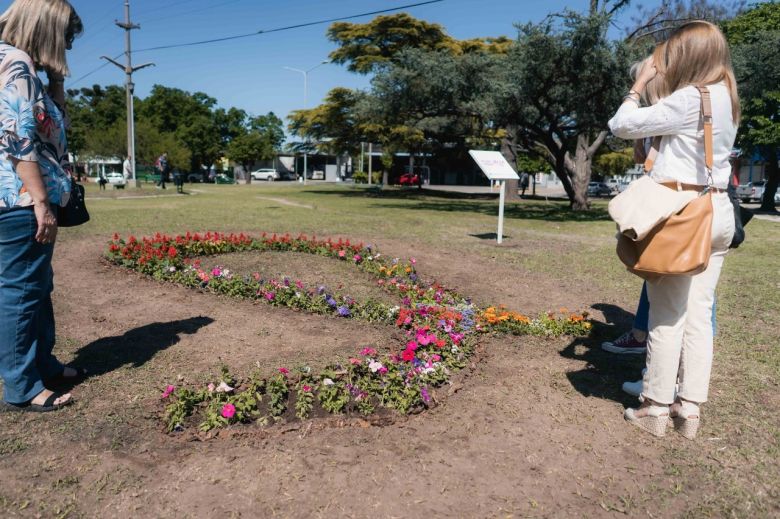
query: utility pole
101 0 154 188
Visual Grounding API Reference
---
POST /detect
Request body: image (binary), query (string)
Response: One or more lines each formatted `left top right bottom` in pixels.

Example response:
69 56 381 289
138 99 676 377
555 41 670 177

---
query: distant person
0 0 85 412
123 155 132 184
98 171 107 190
172 168 184 193
520 172 530 197
155 152 168 189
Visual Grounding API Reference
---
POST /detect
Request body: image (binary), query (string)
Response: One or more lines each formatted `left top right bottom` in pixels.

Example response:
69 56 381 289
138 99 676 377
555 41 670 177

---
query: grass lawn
1 181 777 517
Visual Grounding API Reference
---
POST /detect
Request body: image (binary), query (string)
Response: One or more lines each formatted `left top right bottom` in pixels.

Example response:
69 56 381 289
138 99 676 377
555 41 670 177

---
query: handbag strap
695 85 714 178
643 86 714 180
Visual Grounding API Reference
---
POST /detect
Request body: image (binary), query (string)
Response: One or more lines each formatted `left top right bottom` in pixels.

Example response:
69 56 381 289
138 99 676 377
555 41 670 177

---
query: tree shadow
67 316 214 380
305 188 610 222
560 303 644 405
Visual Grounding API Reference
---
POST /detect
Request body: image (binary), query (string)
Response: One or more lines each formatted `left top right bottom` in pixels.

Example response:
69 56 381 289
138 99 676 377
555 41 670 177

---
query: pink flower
338 250 346 258
207 383 216 393
302 385 312 392
353 254 362 262
402 349 416 362
378 367 388 375
406 340 418 351
410 258 417 265
265 292 275 301
278 367 290 375
161 385 175 399
221 403 236 419
360 347 377 356
211 267 222 277
349 358 362 365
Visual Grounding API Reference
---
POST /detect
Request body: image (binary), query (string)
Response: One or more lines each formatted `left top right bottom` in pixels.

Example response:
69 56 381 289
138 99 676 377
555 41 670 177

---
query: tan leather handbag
615 86 715 280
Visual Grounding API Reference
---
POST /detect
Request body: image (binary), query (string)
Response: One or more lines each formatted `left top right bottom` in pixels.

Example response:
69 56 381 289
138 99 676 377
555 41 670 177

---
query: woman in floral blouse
0 0 83 412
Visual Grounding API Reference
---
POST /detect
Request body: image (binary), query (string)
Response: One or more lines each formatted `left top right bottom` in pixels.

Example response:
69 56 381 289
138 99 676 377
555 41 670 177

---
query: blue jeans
0 207 62 404
634 281 716 335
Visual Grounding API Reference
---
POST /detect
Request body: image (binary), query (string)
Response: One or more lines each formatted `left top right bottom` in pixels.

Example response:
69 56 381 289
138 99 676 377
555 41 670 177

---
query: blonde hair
0 0 82 76
631 42 667 106
656 20 740 124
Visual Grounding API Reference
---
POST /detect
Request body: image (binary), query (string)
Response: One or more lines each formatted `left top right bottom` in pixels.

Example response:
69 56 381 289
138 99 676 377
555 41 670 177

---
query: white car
105 172 127 188
250 168 280 181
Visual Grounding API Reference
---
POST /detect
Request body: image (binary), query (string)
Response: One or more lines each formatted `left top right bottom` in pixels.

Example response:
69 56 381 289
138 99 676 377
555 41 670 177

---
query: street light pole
284 61 328 186
101 0 154 187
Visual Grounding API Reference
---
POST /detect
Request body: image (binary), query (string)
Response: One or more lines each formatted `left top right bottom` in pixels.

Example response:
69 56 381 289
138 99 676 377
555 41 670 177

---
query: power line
133 0 445 54
69 0 444 88
69 54 123 88
137 0 243 25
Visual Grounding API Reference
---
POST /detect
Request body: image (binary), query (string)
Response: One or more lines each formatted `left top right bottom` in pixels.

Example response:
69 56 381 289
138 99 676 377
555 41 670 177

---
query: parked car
187 172 205 183
251 168 280 181
605 178 621 193
587 181 612 197
398 172 420 186
105 172 126 188
736 180 766 203
214 173 235 184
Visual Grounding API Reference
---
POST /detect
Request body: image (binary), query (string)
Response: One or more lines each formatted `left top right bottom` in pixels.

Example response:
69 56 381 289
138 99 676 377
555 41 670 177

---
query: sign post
468 150 519 244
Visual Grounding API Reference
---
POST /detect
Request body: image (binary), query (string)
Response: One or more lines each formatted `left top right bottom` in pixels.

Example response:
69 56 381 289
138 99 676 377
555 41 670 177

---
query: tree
627 0 745 42
226 132 276 181
327 14 459 74
595 147 634 178
723 2 780 211
495 10 633 209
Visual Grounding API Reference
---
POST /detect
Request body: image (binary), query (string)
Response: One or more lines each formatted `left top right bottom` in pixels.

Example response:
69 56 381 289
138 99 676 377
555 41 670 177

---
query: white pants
642 192 735 405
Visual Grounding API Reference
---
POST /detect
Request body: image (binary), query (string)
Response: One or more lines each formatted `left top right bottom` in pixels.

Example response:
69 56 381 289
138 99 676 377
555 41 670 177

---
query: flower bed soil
0 234 711 518
195 250 399 307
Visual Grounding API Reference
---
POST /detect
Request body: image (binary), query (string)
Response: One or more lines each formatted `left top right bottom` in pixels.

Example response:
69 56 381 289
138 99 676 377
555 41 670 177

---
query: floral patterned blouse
0 42 70 209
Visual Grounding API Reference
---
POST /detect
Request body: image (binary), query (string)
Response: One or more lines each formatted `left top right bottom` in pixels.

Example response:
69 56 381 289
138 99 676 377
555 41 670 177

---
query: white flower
369 361 384 373
216 381 234 393
322 378 335 386
451 345 460 354
367 256 373 261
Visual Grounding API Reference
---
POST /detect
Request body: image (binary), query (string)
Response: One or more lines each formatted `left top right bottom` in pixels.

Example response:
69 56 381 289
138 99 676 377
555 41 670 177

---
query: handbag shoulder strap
695 85 714 174
644 86 714 176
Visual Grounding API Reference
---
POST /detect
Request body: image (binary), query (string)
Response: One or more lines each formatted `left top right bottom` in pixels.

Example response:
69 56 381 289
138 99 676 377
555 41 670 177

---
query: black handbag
57 178 89 227
727 183 753 248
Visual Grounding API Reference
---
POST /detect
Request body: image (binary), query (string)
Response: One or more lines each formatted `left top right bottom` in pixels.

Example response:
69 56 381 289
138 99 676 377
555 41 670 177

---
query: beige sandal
670 401 700 440
624 403 669 437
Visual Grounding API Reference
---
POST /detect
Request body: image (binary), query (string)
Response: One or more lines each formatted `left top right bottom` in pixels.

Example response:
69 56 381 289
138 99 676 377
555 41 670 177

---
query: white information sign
468 150 520 180
469 150 519 244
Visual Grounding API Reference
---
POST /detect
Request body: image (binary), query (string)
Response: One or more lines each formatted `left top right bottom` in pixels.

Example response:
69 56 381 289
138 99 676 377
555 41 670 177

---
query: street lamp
284 60 329 185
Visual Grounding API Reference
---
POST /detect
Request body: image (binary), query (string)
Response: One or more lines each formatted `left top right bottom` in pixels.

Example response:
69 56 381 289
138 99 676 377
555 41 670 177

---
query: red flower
402 349 416 362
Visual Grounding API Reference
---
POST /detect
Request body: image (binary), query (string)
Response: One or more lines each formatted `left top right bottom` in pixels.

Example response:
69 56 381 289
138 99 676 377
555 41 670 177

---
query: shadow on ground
561 302 644 405
68 316 214 378
305 188 610 222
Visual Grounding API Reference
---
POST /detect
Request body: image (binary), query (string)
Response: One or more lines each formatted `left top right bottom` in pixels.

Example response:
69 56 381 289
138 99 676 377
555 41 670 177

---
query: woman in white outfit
608 21 739 439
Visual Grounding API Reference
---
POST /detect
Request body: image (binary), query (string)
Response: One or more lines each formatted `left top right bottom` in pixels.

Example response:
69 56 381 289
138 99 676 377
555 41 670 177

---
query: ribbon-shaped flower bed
106 232 591 433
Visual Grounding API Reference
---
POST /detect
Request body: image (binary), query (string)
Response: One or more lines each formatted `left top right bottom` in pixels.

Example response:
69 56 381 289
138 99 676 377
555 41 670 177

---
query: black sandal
1 392 73 413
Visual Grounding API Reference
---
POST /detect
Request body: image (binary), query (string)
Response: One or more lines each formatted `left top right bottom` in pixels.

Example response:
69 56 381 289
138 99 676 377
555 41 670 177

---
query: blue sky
2 0 662 122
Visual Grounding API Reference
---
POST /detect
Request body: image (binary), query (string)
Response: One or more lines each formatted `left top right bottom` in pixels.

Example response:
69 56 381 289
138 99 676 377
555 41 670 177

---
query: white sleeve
608 89 692 140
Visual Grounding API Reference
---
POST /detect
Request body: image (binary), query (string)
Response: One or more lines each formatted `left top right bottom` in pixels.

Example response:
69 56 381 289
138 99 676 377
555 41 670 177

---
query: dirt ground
0 234 738 518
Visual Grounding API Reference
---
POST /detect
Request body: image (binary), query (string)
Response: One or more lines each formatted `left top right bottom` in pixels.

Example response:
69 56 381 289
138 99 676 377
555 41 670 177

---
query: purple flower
326 296 337 307
317 286 326 295
402 296 411 307
337 305 351 317
409 273 418 282
420 387 431 404
283 277 291 287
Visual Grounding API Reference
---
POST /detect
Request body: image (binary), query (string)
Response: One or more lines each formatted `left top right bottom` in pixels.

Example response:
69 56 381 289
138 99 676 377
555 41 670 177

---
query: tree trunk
500 133 521 201
759 146 779 212
565 131 608 211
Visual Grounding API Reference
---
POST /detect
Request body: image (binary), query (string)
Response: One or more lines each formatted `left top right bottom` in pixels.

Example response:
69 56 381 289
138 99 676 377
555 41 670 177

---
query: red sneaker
601 331 647 354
